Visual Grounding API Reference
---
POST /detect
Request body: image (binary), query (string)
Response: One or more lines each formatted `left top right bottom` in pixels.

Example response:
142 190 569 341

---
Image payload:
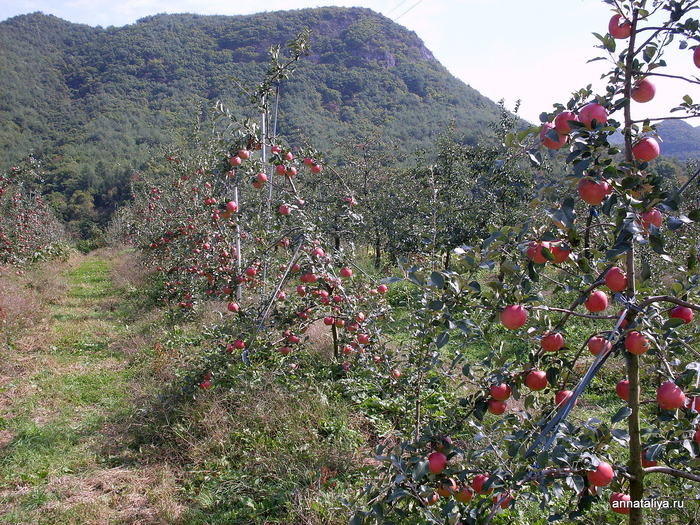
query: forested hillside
0 9 503 234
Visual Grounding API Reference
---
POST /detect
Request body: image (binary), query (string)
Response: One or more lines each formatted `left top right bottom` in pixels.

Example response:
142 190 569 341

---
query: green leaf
436 331 450 348
430 271 445 288
611 406 632 423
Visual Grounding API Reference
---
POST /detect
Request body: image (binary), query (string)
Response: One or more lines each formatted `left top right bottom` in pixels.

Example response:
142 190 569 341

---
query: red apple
390 368 401 379
525 370 548 391
340 267 353 278
632 137 660 162
377 284 389 294
631 78 655 103
587 461 614 486
585 290 608 312
616 379 630 401
610 492 631 514
670 305 694 324
657 381 686 410
578 178 611 205
279 346 292 355
554 111 579 135
526 241 551 264
609 14 632 39
471 473 492 494
579 103 608 129
640 208 663 229
605 267 628 292
226 201 238 212
436 478 457 498
278 204 291 215
695 46 700 68
555 390 575 407
625 331 649 355
232 339 245 350
541 332 564 352
488 399 507 415
641 450 657 468
540 122 567 149
686 396 700 411
311 164 323 174
256 172 268 183
694 427 700 444
227 302 240 313
323 316 334 326
550 242 571 263
500 305 528 330
490 383 512 401
428 451 447 474
492 492 513 509
455 485 474 503
237 149 250 160
228 156 242 167
588 336 611 356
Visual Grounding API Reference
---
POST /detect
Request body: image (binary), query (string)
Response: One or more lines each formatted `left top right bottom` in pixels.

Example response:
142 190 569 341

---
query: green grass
0 255 139 521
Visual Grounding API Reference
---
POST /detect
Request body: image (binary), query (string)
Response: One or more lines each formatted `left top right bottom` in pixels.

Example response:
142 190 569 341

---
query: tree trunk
374 229 381 269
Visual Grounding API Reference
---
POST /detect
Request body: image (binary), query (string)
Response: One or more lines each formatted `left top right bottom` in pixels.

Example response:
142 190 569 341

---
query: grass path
0 253 179 524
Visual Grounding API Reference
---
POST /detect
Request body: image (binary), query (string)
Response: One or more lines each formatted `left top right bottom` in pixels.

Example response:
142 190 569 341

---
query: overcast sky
1 0 697 123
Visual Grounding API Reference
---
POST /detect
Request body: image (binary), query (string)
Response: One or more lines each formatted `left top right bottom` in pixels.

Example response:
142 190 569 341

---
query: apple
585 290 608 312
377 284 389 294
256 173 268 183
428 451 447 474
539 122 567 149
640 208 663 229
279 346 292 355
492 492 513 509
609 14 631 39
555 390 575 407
631 78 655 103
610 492 631 514
275 164 286 175
471 473 492 494
198 379 212 389
657 381 686 410
455 485 474 503
579 103 608 129
588 336 611 356
285 151 294 161
323 316 334 326
527 241 551 264
489 383 512 401
541 332 564 352
226 201 238 212
632 137 660 162
641 450 657 468
670 305 694 324
695 46 700 68
228 156 242 167
271 145 281 154
390 368 401 379
424 492 439 505
357 334 371 344
625 331 649 355
301 273 317 283
488 399 507 415
616 379 630 401
311 164 323 174
550 242 571 264
554 111 579 135
340 267 353 278
694 427 700 444
605 267 628 292
500 305 528 329
245 267 257 277
227 302 240 313
278 204 291 215
436 478 457 498
303 157 314 166
686 396 700 411
232 339 245 350
587 461 614 486
237 149 250 160
525 370 548 391
577 178 611 205
296 285 306 296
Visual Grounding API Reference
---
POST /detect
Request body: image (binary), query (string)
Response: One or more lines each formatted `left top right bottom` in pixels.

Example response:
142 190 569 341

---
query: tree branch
643 466 700 483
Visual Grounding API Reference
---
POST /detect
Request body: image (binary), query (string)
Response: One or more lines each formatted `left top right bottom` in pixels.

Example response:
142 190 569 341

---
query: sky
1 0 697 123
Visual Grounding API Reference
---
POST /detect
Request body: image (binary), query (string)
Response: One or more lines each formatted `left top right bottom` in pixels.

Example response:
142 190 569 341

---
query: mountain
656 119 700 161
0 9 504 233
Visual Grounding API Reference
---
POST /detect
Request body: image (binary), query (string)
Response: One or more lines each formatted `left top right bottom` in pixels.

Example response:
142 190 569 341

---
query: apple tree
352 2 700 524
